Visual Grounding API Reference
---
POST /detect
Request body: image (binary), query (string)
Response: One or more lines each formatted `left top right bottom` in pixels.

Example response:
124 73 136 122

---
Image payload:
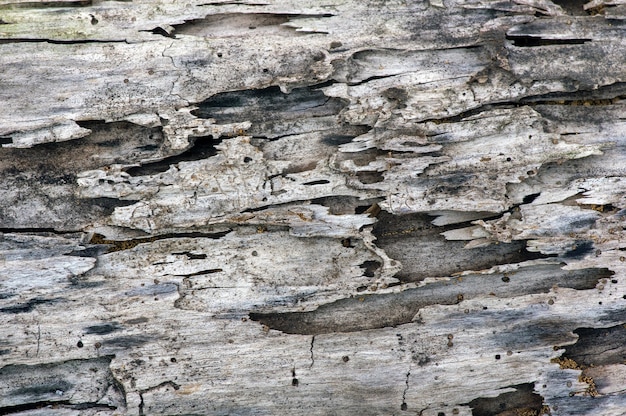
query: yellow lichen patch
579 372 599 397
590 204 608 212
578 203 617 214
551 357 599 397
540 405 552 415
551 357 580 370
495 406 551 416
90 233 160 253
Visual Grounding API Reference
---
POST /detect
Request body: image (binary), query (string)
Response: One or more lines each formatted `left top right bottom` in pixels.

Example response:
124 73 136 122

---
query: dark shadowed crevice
321 133 359 146
310 196 384 215
0 120 164 230
0 356 125 414
172 251 207 260
0 38 127 44
104 335 151 348
0 400 74 415
67 246 109 258
0 400 118 415
140 27 176 38
175 268 223 277
191 85 348 135
551 0 587 15
335 148 394 168
506 35 591 47
523 192 541 204
92 197 138 209
0 1 92 9
0 228 59 234
0 297 64 314
345 74 402 87
125 135 221 176
559 324 626 368
2 121 164 173
164 13 333 38
562 240 595 259
359 260 381 278
356 171 385 184
302 179 330 186
67 278 104 289
83 322 123 335
467 383 545 416
521 82 626 105
240 204 274 214
372 211 550 283
90 229 232 253
249 266 611 335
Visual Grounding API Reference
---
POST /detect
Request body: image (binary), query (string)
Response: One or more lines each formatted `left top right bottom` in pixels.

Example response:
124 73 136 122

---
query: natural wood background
1 0 626 415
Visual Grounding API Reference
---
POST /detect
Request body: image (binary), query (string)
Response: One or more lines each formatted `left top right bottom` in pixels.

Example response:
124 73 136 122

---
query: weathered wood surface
1 0 626 415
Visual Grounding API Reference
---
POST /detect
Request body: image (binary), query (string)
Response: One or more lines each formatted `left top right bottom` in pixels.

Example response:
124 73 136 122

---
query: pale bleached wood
1 0 626 415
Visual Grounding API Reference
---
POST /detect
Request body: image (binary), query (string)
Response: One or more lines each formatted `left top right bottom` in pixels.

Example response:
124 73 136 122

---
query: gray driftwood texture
1 0 626 415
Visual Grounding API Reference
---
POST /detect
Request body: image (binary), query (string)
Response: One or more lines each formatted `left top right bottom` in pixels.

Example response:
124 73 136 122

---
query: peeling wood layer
1 0 626 415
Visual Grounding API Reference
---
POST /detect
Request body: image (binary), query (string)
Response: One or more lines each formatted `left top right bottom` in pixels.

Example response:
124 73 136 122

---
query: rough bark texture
1 0 626 415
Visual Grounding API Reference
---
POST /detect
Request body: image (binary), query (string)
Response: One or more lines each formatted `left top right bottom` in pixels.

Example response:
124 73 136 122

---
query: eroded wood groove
1 0 626 415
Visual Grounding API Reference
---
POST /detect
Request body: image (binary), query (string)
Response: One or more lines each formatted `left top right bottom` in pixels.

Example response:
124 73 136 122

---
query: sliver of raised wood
1 0 626 415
